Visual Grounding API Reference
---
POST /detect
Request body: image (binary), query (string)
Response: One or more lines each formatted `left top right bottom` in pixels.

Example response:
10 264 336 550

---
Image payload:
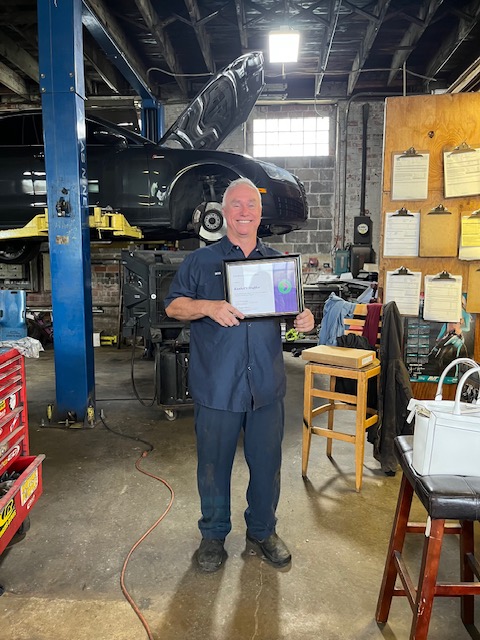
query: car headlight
257 160 297 183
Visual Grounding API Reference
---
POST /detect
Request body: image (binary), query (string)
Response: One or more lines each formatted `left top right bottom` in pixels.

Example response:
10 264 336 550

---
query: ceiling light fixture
268 29 300 64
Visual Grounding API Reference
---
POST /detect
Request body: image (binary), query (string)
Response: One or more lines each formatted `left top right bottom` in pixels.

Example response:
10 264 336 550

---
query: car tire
0 242 40 264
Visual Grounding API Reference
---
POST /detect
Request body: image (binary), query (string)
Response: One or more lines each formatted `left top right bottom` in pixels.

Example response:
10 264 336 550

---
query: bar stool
376 435 480 639
301 357 381 492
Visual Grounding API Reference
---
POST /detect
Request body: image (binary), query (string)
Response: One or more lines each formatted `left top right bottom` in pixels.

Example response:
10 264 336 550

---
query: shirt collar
219 235 269 257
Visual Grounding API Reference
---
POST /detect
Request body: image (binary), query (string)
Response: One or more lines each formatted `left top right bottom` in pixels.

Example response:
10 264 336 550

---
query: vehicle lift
0 207 143 242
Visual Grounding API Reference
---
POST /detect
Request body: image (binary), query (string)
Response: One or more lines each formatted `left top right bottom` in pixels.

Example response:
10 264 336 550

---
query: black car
0 52 307 263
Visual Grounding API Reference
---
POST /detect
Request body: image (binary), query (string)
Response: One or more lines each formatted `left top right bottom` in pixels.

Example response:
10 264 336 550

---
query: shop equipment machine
121 249 192 420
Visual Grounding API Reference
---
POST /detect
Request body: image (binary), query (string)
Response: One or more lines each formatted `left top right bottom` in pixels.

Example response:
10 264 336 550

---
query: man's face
223 184 262 243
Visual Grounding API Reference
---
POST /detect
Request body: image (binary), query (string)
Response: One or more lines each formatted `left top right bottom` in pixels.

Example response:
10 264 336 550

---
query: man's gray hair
222 177 261 209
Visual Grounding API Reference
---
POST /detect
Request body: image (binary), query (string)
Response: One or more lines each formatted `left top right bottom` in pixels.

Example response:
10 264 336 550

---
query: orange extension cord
119 449 175 640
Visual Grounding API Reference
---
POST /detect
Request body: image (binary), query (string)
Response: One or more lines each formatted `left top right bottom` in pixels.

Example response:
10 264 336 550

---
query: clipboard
391 148 429 200
466 264 480 312
443 141 480 198
419 204 459 257
432 270 455 280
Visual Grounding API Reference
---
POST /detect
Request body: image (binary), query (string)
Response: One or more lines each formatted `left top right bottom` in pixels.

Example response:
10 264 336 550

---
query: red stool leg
409 518 445 640
376 474 414 623
460 520 475 626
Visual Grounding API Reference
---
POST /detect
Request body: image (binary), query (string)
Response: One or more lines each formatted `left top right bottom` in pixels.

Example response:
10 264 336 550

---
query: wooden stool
302 358 381 492
376 436 480 639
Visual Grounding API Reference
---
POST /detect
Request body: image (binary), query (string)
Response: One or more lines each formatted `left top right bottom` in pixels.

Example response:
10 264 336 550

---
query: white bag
407 358 480 476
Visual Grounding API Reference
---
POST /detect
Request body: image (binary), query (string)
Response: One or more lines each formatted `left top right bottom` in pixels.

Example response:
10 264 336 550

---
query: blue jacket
318 292 356 346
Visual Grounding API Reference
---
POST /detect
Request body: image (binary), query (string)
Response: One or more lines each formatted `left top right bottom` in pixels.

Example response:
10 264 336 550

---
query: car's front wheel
191 201 227 242
0 241 40 264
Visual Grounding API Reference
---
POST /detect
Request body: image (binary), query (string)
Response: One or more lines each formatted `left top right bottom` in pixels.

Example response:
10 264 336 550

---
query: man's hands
207 300 245 327
293 308 315 334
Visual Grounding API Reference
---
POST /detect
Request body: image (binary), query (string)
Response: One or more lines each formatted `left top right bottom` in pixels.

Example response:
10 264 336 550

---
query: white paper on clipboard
383 211 420 257
385 268 421 316
423 273 462 322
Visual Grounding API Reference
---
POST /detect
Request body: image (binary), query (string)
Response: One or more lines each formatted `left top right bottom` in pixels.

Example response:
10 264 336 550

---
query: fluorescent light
269 30 300 63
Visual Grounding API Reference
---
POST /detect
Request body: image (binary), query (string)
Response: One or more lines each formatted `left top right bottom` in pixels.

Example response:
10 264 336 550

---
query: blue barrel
0 290 27 341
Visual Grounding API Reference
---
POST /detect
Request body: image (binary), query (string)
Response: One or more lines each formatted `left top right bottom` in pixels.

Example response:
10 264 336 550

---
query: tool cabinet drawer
0 407 24 441
0 455 44 554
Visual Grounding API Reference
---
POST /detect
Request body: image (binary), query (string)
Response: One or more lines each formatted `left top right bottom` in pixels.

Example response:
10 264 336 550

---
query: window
252 116 329 157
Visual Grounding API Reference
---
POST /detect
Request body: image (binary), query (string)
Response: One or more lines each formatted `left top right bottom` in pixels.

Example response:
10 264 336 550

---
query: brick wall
27 245 126 335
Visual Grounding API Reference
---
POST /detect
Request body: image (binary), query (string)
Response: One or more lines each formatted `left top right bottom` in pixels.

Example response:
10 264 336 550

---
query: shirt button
248 323 252 327
247 366 252 371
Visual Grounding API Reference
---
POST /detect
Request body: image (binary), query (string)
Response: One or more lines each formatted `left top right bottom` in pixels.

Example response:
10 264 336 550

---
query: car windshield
0 112 149 146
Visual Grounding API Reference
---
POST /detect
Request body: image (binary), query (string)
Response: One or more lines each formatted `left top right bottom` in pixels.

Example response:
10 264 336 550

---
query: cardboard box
301 345 376 369
409 399 480 476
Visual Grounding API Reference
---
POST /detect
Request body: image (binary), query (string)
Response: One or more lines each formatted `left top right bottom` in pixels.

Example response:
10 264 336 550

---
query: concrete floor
1 347 479 640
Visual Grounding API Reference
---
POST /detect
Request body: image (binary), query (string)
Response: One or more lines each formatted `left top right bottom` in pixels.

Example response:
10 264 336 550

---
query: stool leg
376 474 414 623
302 365 313 477
326 375 335 458
460 520 474 626
410 518 445 640
354 373 367 492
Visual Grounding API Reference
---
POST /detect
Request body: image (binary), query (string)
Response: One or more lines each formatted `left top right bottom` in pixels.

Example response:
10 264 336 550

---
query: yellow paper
461 216 480 247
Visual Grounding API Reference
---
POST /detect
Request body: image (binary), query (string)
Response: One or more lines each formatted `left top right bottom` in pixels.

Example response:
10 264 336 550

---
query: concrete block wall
341 100 384 257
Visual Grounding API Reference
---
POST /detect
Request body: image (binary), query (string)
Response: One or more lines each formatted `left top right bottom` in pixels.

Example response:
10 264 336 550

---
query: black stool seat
376 435 480 640
395 435 480 521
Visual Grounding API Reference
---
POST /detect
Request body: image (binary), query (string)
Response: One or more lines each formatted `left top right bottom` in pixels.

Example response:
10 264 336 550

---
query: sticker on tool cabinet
21 469 38 506
8 393 17 410
0 444 20 470
0 499 16 539
0 413 20 438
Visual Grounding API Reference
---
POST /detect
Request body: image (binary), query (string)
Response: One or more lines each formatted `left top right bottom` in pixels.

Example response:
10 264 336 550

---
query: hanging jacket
367 301 413 475
318 293 356 346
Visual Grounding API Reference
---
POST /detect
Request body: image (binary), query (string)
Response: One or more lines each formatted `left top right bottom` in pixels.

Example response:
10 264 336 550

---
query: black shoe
246 532 292 567
197 538 226 572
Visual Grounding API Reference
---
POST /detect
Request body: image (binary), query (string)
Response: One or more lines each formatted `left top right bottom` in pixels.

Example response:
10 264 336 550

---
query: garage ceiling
2 0 480 114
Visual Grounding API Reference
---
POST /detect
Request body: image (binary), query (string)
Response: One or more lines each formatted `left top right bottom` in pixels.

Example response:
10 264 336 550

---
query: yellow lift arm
0 207 143 240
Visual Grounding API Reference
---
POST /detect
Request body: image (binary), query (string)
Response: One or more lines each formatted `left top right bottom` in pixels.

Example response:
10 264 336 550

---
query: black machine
121 249 192 420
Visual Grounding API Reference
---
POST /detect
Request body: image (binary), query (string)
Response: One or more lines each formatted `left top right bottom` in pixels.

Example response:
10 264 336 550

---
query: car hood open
159 51 265 151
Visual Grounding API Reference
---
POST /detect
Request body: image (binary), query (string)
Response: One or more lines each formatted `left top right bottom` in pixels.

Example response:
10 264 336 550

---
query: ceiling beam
234 0 249 49
82 0 154 99
347 0 392 95
0 58 30 97
425 0 480 81
83 30 126 94
447 54 480 92
0 28 39 83
387 0 444 85
133 0 189 96
316 0 342 95
341 0 382 24
183 0 216 73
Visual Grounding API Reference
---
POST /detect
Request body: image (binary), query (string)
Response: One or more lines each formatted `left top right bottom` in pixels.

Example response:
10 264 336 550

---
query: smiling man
165 178 314 572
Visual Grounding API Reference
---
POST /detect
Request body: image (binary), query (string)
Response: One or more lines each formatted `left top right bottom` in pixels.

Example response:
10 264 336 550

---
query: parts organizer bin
0 348 44 557
408 358 480 476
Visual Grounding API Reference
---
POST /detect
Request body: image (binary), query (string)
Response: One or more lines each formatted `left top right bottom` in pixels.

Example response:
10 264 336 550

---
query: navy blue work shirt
164 236 286 412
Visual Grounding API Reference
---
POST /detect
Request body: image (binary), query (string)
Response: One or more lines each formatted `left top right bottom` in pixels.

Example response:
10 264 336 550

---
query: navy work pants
194 399 285 541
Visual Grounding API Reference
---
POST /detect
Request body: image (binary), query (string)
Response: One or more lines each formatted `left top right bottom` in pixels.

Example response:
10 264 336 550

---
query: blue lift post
37 0 95 425
141 98 164 142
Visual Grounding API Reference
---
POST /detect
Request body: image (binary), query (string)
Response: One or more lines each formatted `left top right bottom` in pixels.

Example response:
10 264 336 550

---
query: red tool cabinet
0 348 44 555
